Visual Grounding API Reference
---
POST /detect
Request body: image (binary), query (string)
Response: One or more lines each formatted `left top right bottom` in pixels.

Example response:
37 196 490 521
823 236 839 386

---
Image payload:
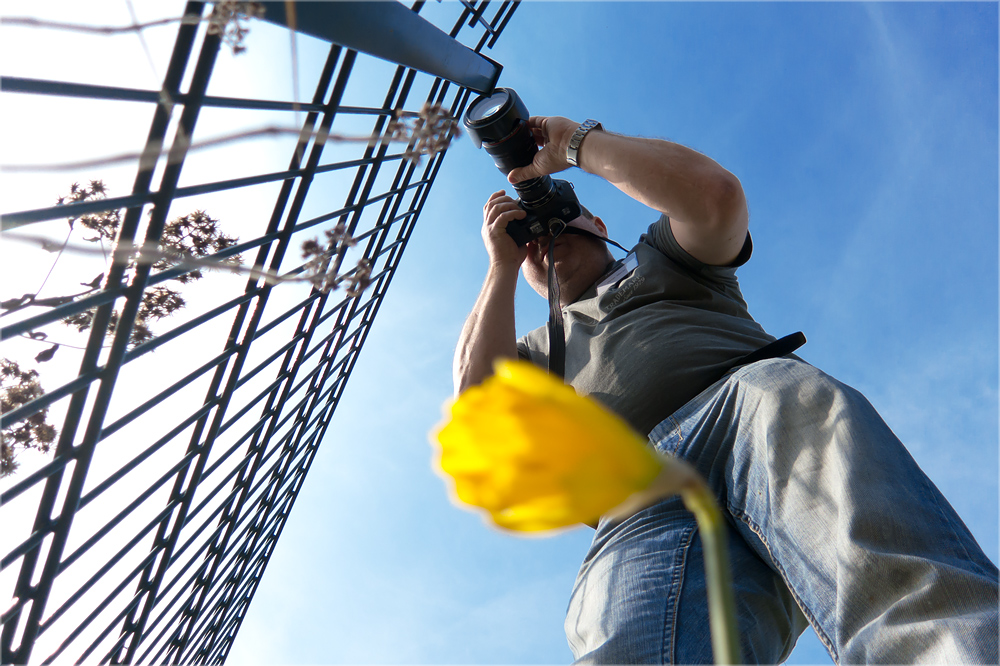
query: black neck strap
546 238 566 378
561 226 629 253
546 227 627 379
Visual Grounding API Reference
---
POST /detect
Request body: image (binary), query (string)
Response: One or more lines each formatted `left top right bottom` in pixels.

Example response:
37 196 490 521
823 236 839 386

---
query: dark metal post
258 1 502 93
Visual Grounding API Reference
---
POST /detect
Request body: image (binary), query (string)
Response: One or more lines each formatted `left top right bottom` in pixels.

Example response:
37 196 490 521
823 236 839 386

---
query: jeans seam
663 521 698 665
729 506 841 665
916 468 984 573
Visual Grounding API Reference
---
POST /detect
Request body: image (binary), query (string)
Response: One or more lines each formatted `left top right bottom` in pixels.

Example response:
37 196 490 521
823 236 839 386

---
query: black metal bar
1 152 397 231
0 369 97 432
0 286 124 342
1 75 412 118
1 75 319 113
258 1 501 93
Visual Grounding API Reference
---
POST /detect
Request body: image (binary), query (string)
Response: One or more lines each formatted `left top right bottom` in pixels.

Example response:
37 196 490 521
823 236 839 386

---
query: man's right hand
482 190 529 268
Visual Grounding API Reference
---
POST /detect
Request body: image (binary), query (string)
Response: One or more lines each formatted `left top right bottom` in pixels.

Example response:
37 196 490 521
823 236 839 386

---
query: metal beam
257 1 502 94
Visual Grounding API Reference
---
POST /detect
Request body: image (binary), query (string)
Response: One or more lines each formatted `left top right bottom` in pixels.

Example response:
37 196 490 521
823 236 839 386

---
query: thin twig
2 119 459 173
34 227 73 298
18 334 99 352
124 0 161 82
3 2 266 56
285 0 302 126
0 14 201 35
3 232 369 292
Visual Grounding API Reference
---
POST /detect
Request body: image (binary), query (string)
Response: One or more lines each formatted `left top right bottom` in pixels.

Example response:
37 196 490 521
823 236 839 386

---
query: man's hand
506 116 580 184
483 190 529 267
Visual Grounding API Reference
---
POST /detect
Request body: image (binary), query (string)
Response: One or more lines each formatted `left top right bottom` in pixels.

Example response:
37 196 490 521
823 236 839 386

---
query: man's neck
557 253 616 306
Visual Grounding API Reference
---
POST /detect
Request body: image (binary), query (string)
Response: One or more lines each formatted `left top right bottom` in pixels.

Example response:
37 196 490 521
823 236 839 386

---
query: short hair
580 204 595 220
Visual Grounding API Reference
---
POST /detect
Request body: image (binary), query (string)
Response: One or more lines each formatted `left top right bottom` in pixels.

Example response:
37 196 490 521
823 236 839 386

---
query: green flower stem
606 455 741 664
681 479 741 665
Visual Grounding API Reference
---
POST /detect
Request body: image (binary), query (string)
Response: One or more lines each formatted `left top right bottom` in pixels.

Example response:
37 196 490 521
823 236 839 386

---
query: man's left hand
506 116 581 184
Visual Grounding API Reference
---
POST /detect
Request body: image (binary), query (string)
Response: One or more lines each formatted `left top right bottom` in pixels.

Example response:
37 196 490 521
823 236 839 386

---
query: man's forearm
579 133 739 223
578 131 748 265
453 264 520 396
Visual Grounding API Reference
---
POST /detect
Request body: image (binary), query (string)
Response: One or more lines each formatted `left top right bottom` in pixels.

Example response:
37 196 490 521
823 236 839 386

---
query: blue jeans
566 358 999 664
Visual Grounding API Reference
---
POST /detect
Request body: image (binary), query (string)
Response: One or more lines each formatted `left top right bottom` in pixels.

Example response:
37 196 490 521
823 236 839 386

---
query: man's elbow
711 174 749 235
453 357 476 397
453 359 491 397
454 350 522 396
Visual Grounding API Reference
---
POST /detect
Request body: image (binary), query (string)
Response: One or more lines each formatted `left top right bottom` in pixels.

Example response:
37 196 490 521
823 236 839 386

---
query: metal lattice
0 2 517 663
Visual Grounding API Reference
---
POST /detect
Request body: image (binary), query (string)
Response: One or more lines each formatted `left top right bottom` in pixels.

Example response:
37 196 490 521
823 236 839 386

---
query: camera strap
546 226 567 378
561 226 629 252
545 225 628 379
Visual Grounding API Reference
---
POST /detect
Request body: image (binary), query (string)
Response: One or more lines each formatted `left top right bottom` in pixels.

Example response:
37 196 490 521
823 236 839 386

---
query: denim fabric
566 358 999 664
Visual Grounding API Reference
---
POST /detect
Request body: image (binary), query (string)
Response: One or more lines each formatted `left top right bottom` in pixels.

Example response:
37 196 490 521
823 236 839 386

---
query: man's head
522 206 614 305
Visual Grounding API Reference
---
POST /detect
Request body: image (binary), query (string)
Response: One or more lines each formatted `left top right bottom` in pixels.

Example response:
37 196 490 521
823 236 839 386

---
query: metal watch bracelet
566 119 603 167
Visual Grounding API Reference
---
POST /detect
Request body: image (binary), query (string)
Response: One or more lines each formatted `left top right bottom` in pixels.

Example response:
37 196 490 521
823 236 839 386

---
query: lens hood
463 87 530 149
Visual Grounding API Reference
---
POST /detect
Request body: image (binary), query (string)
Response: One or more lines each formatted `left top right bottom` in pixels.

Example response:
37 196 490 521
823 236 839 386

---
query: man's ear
593 216 608 238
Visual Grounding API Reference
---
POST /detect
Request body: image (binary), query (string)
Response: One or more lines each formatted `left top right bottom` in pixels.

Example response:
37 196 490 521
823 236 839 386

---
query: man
453 115 999 664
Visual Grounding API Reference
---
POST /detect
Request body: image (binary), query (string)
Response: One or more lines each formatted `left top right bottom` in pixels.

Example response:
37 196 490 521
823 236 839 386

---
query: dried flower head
1 359 57 477
385 103 461 164
299 224 370 295
344 259 372 298
207 1 265 54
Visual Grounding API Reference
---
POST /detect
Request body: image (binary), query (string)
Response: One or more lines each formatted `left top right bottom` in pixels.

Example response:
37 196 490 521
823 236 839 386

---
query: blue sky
228 3 997 664
1 2 996 664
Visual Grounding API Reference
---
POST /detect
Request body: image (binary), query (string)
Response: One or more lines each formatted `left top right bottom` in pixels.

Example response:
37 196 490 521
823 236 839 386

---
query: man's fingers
507 166 538 184
484 195 525 231
484 189 506 209
530 126 546 148
489 205 526 228
527 116 548 132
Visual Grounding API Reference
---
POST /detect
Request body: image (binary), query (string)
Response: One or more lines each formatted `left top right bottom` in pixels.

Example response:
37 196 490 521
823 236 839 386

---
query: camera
463 88 582 246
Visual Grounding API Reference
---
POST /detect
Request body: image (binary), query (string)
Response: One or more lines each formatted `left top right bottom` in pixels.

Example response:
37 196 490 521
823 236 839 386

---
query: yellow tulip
433 359 672 531
430 359 741 664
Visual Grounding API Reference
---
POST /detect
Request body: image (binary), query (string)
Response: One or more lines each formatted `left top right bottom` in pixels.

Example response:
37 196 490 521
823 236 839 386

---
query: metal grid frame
0 2 517 663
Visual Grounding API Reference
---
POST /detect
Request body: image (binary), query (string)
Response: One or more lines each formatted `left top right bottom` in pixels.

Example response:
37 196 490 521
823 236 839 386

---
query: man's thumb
507 165 537 184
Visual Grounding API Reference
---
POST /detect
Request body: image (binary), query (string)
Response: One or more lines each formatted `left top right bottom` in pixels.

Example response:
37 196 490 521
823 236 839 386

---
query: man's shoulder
640 214 752 274
516 325 548 358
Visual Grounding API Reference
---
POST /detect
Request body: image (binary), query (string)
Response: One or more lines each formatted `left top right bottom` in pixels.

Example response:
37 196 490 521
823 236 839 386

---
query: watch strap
566 119 603 167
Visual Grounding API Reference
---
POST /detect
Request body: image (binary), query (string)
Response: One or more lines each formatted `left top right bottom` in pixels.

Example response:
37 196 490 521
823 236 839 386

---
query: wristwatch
566 119 603 167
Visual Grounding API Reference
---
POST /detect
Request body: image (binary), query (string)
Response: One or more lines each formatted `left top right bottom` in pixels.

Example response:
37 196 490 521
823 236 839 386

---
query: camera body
463 88 582 246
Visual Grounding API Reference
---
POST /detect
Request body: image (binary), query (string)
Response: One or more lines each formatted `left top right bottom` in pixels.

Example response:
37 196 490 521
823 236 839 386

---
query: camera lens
513 177 555 207
466 90 510 124
463 87 532 155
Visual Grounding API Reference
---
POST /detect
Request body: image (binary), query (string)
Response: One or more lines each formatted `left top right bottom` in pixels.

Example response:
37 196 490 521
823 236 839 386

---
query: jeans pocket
650 415 683 457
